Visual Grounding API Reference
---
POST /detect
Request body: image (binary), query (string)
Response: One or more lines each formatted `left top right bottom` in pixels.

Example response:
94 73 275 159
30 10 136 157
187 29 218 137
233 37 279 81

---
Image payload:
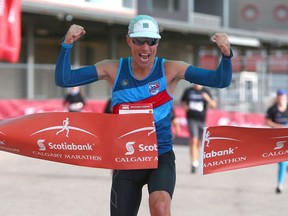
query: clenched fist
64 24 86 44
210 33 231 57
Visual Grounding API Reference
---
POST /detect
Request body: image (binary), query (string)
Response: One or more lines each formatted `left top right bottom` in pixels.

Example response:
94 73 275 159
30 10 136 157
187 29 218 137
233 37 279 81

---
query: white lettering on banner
204 147 236 159
139 144 157 152
262 150 288 158
0 146 20 153
124 142 158 155
115 156 154 163
33 151 63 158
37 139 94 152
48 142 94 151
0 140 5 145
204 156 247 167
64 154 102 161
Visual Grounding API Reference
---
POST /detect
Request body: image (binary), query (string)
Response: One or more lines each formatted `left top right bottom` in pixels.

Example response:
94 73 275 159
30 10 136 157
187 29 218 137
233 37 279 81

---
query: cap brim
129 32 161 39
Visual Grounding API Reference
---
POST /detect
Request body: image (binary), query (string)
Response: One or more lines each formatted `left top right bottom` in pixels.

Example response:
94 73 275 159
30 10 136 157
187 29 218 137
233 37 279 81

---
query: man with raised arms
55 15 232 216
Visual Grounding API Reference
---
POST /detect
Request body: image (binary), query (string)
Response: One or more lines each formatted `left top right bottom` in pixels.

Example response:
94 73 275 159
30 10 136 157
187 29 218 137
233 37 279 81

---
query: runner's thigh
110 169 149 216
147 150 176 198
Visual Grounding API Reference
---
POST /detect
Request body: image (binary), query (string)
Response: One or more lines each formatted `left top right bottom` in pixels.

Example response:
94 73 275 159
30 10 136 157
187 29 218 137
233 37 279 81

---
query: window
149 0 179 11
123 0 133 8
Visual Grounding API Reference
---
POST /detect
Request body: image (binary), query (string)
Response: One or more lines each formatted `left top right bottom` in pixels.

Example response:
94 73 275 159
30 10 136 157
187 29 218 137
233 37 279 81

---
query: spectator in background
181 84 217 173
265 89 288 194
63 86 86 112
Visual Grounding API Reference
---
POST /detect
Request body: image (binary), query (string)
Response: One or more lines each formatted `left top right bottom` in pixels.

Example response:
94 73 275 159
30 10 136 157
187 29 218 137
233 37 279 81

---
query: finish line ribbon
0 112 158 169
201 126 288 175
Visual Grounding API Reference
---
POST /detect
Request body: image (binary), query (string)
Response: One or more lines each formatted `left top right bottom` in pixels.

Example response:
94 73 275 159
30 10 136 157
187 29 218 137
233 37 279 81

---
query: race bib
119 103 153 114
189 101 204 112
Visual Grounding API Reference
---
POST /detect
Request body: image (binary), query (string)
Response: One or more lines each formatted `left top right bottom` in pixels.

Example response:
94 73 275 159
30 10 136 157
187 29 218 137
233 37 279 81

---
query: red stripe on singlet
113 90 172 114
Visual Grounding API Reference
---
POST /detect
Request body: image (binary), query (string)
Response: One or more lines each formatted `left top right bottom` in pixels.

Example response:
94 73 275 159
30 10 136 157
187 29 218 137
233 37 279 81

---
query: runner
265 89 288 194
62 86 86 112
181 84 217 173
55 15 233 216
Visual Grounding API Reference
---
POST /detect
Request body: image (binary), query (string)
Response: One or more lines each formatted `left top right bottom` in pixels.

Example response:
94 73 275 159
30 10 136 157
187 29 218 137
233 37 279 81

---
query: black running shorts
110 150 176 216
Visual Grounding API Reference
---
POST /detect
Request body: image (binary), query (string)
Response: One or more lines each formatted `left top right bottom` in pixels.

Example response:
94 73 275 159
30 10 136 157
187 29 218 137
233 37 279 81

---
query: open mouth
139 53 150 62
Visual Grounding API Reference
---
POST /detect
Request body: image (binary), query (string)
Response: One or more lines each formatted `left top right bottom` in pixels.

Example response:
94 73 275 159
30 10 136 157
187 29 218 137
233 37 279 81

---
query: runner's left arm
184 32 232 88
184 53 233 88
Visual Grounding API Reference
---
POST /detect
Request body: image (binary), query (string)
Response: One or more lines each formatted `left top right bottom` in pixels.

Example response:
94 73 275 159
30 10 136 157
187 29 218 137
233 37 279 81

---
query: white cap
128 15 161 39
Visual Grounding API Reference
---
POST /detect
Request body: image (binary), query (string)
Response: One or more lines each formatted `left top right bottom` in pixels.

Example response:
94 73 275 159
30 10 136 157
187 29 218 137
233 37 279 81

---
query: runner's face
127 37 159 67
277 94 288 105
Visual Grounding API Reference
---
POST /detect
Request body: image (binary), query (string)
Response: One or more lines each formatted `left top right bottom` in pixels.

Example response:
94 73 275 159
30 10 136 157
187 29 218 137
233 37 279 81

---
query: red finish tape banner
0 112 158 170
201 126 288 175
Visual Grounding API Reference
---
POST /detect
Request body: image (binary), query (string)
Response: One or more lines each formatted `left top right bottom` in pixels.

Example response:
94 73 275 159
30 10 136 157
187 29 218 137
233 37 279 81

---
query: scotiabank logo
31 117 97 152
115 141 158 163
204 147 235 159
38 139 46 151
37 139 94 152
124 141 157 156
125 141 135 155
274 141 286 150
139 144 157 152
115 122 157 163
262 140 288 158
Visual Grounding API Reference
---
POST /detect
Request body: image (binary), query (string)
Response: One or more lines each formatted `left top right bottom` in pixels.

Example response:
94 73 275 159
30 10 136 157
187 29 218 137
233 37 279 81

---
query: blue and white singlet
112 57 173 155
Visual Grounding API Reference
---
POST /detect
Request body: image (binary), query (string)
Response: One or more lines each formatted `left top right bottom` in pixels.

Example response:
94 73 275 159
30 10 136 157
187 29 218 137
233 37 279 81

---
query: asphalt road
0 145 287 216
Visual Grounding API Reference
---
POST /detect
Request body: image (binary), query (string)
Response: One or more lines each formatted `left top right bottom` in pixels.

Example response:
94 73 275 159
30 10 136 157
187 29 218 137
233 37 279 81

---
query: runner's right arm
55 24 98 87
